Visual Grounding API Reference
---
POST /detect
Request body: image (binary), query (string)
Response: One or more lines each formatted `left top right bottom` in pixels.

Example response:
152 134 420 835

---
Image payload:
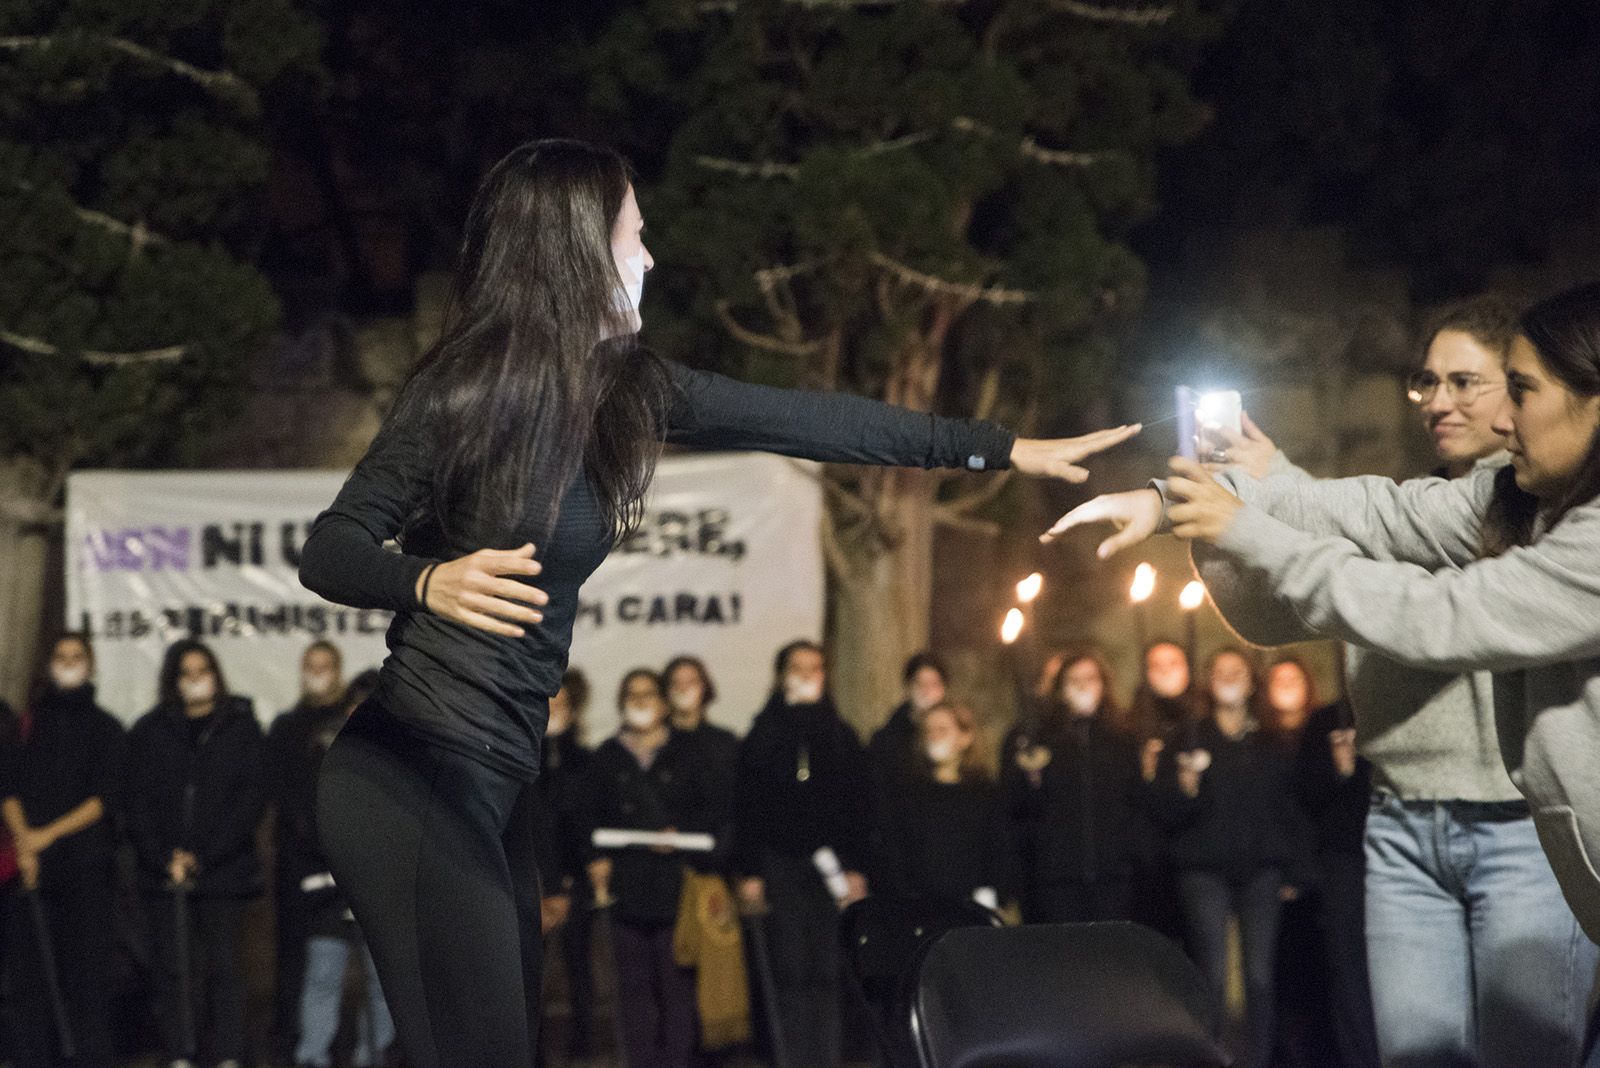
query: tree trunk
0 459 58 710
826 467 938 738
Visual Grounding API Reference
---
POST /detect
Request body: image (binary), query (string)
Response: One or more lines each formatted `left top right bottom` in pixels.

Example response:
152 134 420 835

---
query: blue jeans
1365 793 1597 1068
295 934 396 1067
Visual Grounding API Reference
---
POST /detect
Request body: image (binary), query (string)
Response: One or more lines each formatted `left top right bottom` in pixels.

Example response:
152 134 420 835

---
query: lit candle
1129 562 1156 653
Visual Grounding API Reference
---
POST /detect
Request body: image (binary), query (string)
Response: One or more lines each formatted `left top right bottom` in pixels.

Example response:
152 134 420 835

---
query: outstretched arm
1168 461 1600 673
664 363 1139 482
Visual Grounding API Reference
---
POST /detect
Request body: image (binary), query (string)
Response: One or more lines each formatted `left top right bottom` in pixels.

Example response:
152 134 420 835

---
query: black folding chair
840 895 1002 1068
909 921 1233 1068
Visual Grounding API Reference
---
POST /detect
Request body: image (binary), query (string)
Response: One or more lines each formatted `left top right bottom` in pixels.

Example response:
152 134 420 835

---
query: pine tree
595 0 1213 726
0 0 321 704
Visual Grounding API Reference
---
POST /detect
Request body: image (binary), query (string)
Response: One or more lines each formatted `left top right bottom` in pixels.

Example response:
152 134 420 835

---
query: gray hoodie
1216 454 1520 802
1183 463 1600 942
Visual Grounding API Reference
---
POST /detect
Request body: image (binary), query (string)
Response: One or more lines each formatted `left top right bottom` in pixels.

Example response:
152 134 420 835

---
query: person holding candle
1000 645 1142 923
881 701 1017 909
1147 648 1313 1068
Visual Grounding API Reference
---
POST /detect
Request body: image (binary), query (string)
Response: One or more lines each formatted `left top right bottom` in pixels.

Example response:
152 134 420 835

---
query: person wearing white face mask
127 639 266 1068
730 640 871 1068
998 645 1143 925
1 633 126 1068
579 669 716 1068
879 702 1017 912
1147 648 1313 1068
264 639 347 1064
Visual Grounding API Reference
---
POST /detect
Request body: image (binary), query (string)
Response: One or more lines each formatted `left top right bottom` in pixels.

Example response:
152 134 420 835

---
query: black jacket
881 776 1019 904
3 685 125 889
581 730 718 925
1149 718 1314 885
266 698 349 931
675 720 739 873
536 729 595 892
1293 701 1371 858
1001 711 1145 884
868 702 920 796
127 696 267 897
731 695 872 879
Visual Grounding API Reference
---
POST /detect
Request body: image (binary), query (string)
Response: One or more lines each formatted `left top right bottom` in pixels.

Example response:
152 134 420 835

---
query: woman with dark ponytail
299 139 1141 1068
1052 279 1600 1065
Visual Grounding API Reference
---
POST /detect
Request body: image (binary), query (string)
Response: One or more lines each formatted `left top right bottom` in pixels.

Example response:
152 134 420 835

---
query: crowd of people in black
0 624 1376 1068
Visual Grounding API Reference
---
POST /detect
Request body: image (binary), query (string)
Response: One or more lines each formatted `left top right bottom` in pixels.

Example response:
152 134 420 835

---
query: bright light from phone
1180 580 1206 611
1130 563 1156 604
1196 391 1236 430
1001 608 1025 645
1017 573 1043 604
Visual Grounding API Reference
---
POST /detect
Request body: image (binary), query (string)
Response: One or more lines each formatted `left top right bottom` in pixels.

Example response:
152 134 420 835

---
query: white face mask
1149 669 1188 699
179 675 216 706
669 686 702 714
623 704 659 731
303 669 338 699
1064 685 1101 716
784 675 824 706
1213 681 1252 708
51 664 90 691
614 249 647 330
926 739 959 765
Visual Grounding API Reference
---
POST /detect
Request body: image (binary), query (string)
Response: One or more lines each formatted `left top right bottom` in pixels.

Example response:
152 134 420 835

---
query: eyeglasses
1406 371 1504 407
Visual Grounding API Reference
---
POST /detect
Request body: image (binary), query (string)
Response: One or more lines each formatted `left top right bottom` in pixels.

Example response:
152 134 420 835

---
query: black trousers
1317 850 1381 1068
317 702 540 1068
7 874 117 1068
146 892 248 1064
759 851 842 1068
1037 878 1132 924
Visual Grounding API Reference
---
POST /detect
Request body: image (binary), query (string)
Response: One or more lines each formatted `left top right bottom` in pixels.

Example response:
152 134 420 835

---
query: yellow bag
672 869 751 1049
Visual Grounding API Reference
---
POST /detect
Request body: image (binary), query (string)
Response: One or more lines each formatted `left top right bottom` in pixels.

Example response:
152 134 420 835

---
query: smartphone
1176 387 1242 459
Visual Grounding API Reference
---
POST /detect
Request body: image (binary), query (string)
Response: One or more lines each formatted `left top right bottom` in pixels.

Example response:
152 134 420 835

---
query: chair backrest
910 921 1232 1068
840 895 1003 1068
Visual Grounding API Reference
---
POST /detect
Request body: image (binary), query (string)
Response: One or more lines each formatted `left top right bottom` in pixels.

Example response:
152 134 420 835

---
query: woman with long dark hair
1049 279 1600 1065
298 138 1140 1068
126 639 265 1068
1000 644 1142 923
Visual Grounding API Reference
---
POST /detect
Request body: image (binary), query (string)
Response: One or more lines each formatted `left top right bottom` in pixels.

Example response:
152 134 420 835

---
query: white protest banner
65 471 393 724
66 453 824 733
569 452 824 737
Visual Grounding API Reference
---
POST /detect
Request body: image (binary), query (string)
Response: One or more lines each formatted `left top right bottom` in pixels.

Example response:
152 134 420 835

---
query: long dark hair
1042 643 1123 727
157 639 229 710
390 139 672 546
1483 282 1600 555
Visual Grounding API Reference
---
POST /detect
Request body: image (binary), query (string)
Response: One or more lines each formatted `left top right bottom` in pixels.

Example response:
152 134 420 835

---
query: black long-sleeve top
1293 701 1371 857
580 729 718 925
299 361 1015 779
881 776 1019 904
126 696 267 897
1000 712 1144 884
2 684 126 888
731 695 873 878
1148 718 1315 886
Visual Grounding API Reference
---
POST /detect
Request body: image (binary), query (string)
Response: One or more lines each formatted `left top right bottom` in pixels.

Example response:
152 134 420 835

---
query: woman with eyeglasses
1049 282 1600 1067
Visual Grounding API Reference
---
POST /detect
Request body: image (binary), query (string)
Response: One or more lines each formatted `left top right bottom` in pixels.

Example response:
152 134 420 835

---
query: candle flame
1130 563 1156 604
1017 572 1044 604
1000 607 1025 645
1180 580 1206 611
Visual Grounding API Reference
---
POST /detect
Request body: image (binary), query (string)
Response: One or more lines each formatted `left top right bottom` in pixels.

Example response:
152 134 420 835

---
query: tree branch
869 251 1036 306
0 35 260 111
10 180 170 250
1050 0 1176 26
0 329 187 367
933 468 1013 515
930 510 1001 538
713 300 823 358
694 156 800 180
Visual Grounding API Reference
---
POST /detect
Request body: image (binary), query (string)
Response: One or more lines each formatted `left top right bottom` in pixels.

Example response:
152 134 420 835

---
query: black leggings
317 702 541 1068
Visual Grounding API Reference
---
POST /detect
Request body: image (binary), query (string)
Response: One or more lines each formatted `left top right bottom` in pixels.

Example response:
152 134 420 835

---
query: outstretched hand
1166 458 1244 544
1010 424 1142 484
1040 487 1163 558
